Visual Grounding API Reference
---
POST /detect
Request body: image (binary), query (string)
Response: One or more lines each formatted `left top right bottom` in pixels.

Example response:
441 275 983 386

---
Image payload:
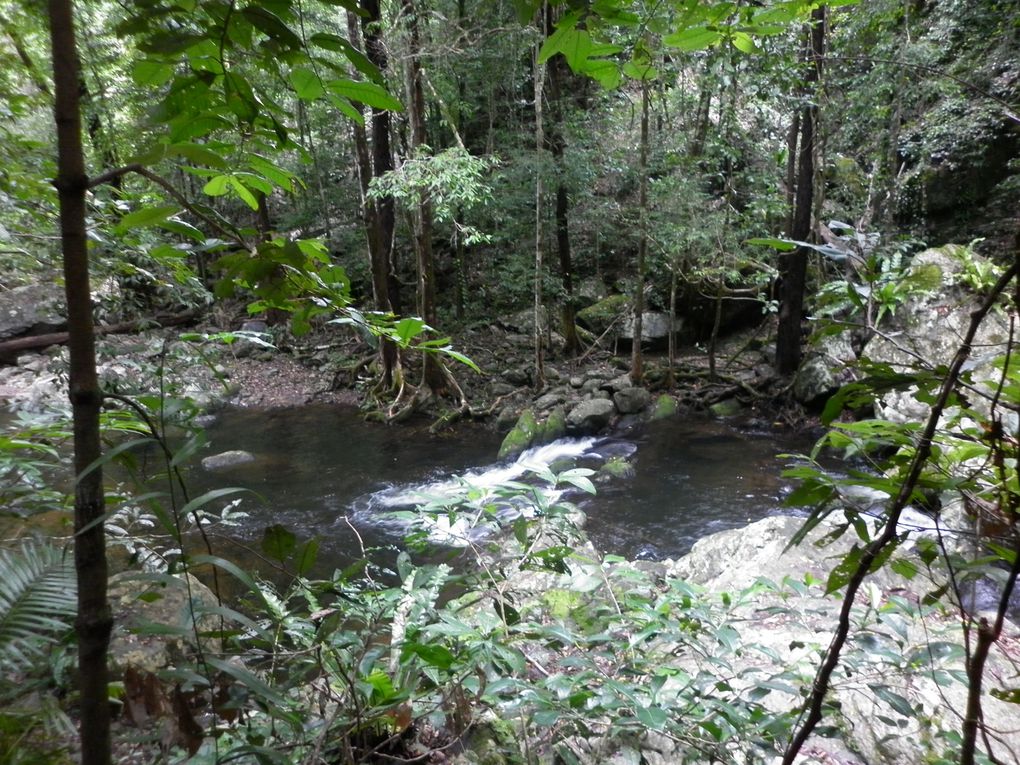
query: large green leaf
326 79 403 112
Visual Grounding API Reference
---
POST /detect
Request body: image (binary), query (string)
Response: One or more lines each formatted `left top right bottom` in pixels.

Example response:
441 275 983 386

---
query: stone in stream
650 394 677 420
201 450 256 471
612 386 651 414
498 408 539 460
538 406 567 443
566 398 616 434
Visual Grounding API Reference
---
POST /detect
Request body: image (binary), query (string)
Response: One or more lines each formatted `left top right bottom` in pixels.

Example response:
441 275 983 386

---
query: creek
190 405 817 570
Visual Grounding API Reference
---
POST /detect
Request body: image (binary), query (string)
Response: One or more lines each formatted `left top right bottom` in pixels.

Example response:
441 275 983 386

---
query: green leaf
228 175 260 210
327 93 365 125
326 79 403 112
746 236 797 251
393 317 427 344
132 60 173 87
403 642 456 671
635 705 669 730
730 31 758 53
663 27 722 51
308 33 382 84
169 142 228 168
262 524 297 562
296 538 320 576
290 67 324 101
242 7 302 49
224 71 259 123
203 175 230 196
116 205 180 233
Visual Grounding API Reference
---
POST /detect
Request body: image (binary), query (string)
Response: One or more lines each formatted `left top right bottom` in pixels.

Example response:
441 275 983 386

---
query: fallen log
0 310 199 363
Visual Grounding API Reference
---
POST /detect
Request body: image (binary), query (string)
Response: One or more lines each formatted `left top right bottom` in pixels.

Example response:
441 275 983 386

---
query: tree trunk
776 6 825 377
348 9 399 389
47 2 112 764
545 6 580 357
533 36 546 391
630 80 649 385
401 0 445 394
362 0 400 314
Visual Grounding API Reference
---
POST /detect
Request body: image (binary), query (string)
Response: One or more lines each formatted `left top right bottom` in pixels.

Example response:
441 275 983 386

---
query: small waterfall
348 437 602 545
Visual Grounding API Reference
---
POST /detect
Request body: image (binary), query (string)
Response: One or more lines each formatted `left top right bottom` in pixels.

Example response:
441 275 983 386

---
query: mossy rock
498 408 539 460
576 294 629 335
709 397 743 418
651 394 677 420
538 406 567 443
600 456 635 479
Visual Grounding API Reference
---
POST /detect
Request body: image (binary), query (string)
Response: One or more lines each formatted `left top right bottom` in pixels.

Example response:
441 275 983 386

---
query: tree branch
783 257 1020 764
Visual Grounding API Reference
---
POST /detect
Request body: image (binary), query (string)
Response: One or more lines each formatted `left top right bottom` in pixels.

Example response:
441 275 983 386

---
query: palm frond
0 541 77 672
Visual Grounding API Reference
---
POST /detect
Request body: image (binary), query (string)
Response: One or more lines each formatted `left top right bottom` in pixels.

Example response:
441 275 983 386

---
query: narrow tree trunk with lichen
47 2 112 763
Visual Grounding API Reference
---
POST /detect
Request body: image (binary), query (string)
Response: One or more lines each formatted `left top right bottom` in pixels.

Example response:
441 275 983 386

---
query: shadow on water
190 405 817 573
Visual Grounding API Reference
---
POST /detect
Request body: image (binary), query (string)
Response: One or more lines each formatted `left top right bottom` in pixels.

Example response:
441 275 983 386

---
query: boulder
618 311 682 347
793 332 857 406
565 399 615 434
865 245 1013 425
498 408 539 459
612 386 650 414
108 572 218 676
650 394 677 420
601 374 633 393
576 294 629 336
201 450 256 471
0 284 66 342
534 391 563 411
708 397 743 417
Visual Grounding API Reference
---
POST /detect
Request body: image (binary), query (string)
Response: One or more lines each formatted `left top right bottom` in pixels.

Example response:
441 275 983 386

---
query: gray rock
503 368 531 386
866 245 1012 424
108 573 218 675
566 398 615 433
201 450 256 471
612 386 651 414
581 378 603 394
602 374 633 393
619 311 682 343
490 382 516 397
534 391 563 411
569 376 584 388
793 333 856 405
0 284 66 342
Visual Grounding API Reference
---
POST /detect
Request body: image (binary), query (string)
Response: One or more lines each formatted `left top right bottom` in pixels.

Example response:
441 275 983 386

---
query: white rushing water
351 437 603 545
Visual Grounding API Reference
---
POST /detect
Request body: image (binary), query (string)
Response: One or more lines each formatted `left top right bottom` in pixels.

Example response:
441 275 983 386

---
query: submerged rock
201 450 256 471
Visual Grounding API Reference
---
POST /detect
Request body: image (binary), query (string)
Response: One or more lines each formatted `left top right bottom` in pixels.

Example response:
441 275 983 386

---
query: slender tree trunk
362 0 400 314
348 9 399 389
47 3 112 764
401 0 445 394
533 36 546 391
545 6 580 357
776 6 825 376
631 80 649 385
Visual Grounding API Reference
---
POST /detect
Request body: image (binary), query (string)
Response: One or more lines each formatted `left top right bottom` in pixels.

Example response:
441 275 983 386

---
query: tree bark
47 2 112 764
348 9 399 389
631 80 649 385
533 34 547 391
362 0 400 315
401 0 445 394
776 6 825 377
545 17 580 357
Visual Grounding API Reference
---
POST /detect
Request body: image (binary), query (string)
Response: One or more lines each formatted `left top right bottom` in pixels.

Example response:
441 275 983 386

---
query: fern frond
0 541 77 672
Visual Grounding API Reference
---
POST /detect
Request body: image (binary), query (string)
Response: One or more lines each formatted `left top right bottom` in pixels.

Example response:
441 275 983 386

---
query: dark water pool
189 405 816 570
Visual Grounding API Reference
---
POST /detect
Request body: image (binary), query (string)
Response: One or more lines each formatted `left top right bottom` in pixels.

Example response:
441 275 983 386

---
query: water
190 405 815 569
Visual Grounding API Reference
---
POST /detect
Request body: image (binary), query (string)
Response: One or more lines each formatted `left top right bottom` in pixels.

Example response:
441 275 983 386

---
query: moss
709 398 743 418
600 456 635 479
650 394 677 420
538 407 566 444
497 408 538 460
576 294 630 335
